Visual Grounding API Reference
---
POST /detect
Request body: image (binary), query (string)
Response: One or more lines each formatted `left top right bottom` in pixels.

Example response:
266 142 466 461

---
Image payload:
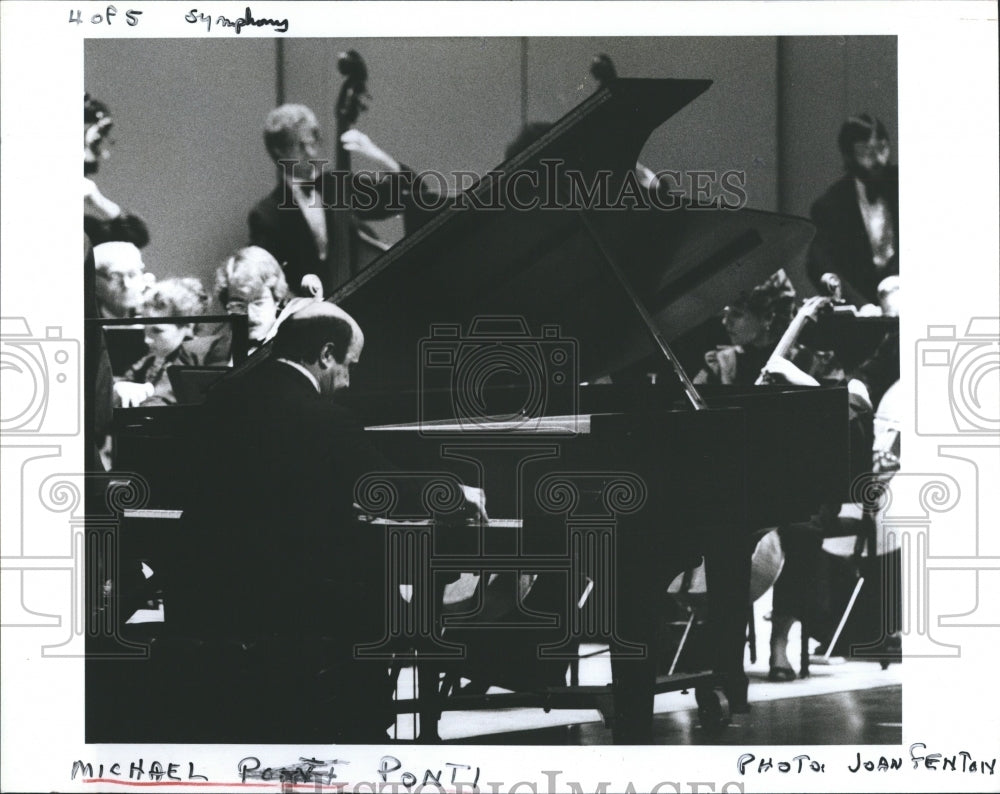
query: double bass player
249 54 412 296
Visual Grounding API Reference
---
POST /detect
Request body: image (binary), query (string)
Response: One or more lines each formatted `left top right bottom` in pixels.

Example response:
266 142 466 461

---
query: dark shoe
768 666 796 682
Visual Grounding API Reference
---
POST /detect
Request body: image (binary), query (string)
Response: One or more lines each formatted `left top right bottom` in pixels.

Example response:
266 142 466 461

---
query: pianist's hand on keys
460 485 488 523
351 485 488 525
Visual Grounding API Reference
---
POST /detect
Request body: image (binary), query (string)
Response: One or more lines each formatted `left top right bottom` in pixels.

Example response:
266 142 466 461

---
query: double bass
328 49 390 290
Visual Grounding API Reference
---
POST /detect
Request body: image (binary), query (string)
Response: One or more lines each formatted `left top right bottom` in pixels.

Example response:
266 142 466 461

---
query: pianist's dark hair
272 313 353 365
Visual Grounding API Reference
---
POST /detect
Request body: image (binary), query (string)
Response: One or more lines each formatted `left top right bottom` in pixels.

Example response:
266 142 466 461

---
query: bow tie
857 175 888 204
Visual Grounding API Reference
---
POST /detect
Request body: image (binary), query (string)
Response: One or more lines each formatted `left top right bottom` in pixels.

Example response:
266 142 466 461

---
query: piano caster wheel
880 661 890 670
695 688 730 735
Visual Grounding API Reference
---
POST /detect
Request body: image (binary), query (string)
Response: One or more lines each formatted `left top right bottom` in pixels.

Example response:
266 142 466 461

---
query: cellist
693 270 860 681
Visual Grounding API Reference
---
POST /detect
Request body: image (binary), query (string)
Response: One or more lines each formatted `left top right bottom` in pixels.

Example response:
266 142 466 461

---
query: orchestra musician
693 271 863 681
181 245 293 365
806 113 899 308
113 277 211 408
172 301 487 741
84 236 114 472
92 240 154 319
248 103 409 296
693 269 839 388
84 93 150 249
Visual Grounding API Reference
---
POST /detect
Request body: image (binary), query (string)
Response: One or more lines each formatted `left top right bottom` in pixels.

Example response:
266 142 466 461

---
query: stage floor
389 604 903 745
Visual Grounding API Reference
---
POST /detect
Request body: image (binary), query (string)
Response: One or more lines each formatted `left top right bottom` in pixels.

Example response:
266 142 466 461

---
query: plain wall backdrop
85 36 896 299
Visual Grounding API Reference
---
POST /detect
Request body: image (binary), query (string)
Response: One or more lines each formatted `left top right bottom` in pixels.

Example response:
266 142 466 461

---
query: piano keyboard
360 516 523 528
367 414 592 434
121 510 522 529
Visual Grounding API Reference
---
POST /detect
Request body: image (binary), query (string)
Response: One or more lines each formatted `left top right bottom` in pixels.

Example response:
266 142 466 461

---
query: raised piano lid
331 78 817 400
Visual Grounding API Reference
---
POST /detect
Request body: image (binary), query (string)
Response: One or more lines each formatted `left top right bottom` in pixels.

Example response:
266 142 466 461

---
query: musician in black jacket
806 113 899 308
249 104 410 296
174 301 486 741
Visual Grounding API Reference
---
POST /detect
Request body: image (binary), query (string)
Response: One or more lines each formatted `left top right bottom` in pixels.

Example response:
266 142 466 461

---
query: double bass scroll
330 49 389 290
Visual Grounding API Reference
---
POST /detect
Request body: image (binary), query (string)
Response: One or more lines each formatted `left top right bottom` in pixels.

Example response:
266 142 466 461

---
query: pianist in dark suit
249 103 409 297
806 113 899 308
174 301 486 741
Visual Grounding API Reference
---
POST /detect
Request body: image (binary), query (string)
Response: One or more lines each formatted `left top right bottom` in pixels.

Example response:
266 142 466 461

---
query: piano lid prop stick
577 210 709 411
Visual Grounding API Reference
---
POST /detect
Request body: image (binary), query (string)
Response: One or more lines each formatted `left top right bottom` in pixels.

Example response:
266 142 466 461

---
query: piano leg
416 661 443 742
610 651 658 743
703 523 753 712
608 540 663 743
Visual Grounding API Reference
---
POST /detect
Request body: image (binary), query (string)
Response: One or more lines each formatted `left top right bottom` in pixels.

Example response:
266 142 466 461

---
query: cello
329 50 390 291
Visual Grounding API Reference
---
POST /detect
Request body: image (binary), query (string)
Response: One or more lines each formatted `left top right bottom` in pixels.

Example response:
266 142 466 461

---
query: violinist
248 102 410 297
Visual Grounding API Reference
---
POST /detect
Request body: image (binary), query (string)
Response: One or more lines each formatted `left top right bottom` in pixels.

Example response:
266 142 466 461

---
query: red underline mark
83 781 351 789
83 784 462 792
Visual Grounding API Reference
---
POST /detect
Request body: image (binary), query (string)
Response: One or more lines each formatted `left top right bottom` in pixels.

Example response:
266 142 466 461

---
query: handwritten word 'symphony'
186 7 288 33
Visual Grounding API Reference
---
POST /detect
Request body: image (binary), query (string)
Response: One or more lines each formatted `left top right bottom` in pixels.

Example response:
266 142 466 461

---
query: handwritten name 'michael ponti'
737 744 996 775
186 7 288 33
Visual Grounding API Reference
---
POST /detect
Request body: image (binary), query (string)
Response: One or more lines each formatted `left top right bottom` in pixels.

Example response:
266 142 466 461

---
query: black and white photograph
1 3 997 793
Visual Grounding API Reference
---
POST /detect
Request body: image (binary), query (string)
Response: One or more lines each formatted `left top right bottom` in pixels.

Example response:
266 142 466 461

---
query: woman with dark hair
694 269 854 682
694 269 837 388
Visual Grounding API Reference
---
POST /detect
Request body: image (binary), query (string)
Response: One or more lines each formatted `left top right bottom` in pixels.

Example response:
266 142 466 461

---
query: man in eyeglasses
181 245 292 366
806 113 899 309
92 241 154 319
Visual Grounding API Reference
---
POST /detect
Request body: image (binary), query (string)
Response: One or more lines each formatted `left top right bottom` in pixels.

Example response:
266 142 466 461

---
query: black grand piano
325 77 849 740
93 77 851 744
